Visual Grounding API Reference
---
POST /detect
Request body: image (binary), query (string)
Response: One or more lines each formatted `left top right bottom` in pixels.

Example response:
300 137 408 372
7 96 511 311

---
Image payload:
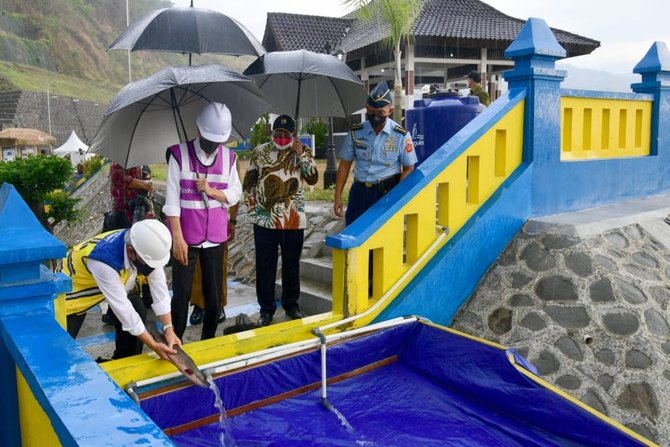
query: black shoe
285 308 306 320
189 306 203 325
218 308 226 324
101 310 114 325
258 313 273 327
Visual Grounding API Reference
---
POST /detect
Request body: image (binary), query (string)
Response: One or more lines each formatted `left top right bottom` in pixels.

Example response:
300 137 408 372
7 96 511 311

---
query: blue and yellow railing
327 92 525 327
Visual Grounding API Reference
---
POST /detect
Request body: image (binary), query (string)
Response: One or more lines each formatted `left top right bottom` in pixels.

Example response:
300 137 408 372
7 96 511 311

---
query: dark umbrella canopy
243 50 367 119
109 6 265 57
88 64 272 168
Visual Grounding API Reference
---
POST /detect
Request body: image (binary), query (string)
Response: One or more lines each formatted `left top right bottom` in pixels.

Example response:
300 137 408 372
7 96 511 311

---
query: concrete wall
0 90 106 146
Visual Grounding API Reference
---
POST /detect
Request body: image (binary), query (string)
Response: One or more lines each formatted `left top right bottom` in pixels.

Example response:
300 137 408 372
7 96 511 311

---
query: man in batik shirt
243 115 318 326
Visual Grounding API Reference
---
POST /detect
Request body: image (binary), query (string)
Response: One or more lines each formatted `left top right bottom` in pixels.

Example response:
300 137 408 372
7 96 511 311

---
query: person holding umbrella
164 102 242 340
243 115 318 327
334 81 417 226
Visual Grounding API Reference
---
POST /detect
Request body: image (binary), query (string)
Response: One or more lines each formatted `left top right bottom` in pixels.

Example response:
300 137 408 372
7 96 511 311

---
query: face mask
367 113 387 128
273 136 293 150
134 259 155 277
200 139 219 155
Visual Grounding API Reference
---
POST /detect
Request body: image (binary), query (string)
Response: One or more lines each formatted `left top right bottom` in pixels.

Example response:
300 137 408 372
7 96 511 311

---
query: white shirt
87 248 171 336
164 140 242 248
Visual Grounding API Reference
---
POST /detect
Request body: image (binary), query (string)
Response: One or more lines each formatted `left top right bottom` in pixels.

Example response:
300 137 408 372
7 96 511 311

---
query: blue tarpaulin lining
140 322 645 446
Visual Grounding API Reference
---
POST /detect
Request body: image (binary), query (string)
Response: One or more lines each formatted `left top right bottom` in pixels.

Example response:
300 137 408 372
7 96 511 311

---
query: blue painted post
632 41 670 156
0 183 70 446
502 18 567 215
503 17 566 165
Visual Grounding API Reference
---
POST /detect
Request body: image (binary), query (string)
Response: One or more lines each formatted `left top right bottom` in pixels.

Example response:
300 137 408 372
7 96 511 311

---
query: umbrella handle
195 171 210 209
200 191 210 209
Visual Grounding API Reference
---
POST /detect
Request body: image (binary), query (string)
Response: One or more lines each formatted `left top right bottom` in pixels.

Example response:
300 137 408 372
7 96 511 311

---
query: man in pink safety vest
164 102 242 340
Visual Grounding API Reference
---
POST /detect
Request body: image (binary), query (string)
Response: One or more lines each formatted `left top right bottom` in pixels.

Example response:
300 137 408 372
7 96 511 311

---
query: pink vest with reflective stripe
168 140 236 246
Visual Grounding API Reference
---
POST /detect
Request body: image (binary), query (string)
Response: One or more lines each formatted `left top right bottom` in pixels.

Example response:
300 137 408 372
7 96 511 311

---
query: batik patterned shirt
243 142 318 230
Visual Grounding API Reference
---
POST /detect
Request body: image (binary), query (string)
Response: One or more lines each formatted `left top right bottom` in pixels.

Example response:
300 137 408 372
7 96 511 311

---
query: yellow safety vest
61 230 132 315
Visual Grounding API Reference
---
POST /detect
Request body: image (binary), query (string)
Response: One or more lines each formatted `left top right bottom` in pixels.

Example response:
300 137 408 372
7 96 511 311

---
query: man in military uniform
334 81 418 226
466 70 491 106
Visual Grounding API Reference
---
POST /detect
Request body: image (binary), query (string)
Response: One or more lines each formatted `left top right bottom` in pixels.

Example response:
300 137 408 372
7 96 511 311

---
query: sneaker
189 306 203 325
285 308 306 320
258 313 273 327
218 308 226 324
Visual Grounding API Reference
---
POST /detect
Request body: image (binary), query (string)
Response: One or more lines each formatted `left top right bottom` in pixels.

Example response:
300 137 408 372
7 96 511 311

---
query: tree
248 113 271 148
0 155 81 231
302 118 329 150
344 0 425 122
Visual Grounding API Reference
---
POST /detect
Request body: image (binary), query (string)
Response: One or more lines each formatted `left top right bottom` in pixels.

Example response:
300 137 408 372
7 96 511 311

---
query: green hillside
0 0 255 104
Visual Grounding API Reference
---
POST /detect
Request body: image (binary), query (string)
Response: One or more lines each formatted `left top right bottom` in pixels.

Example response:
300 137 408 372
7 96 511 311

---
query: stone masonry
453 223 670 445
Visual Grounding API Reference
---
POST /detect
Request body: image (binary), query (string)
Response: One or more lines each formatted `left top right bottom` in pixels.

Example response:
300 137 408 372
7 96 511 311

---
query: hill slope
0 0 255 103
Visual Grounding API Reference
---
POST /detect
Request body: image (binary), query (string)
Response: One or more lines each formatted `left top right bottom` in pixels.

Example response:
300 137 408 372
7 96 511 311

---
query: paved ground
77 280 294 359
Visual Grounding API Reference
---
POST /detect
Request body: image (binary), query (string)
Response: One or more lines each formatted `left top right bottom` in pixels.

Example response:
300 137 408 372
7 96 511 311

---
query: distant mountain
558 64 639 93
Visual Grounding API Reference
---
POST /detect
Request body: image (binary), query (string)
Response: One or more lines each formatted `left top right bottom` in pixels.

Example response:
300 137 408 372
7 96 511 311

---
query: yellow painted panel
17 369 61 447
561 97 651 160
331 248 346 315
54 294 66 329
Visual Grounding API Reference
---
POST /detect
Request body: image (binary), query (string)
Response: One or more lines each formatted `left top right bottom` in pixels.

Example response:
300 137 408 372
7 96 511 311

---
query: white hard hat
196 102 232 143
129 220 172 268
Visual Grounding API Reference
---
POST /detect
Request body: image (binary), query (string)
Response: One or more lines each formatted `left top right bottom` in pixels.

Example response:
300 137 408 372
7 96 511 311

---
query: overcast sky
171 0 670 75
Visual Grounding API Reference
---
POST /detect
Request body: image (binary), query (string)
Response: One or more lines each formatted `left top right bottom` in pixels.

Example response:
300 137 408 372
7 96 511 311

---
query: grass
150 159 351 203
0 60 121 103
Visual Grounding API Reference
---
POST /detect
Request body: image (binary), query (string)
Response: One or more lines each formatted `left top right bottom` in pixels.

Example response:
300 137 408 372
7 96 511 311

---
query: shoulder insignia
393 125 408 135
351 123 364 131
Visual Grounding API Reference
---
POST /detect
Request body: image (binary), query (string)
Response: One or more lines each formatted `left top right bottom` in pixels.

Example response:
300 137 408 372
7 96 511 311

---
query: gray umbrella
108 5 265 61
88 64 272 168
243 50 367 119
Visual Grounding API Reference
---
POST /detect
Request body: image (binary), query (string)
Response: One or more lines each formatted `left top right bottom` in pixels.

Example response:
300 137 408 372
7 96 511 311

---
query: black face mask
134 260 155 277
366 113 387 128
200 138 219 155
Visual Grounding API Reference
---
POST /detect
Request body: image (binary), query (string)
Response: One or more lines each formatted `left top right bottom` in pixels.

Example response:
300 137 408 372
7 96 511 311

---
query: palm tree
344 0 425 122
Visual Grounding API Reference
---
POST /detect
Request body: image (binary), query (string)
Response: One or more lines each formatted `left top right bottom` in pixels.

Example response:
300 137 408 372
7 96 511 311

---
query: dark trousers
345 175 400 226
172 244 224 340
66 292 147 360
253 225 304 316
67 312 87 338
111 292 146 359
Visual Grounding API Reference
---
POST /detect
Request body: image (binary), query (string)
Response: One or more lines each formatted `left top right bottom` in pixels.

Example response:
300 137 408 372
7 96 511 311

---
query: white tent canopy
53 131 91 166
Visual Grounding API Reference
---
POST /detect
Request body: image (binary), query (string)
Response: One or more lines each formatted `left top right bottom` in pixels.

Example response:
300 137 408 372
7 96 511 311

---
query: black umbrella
88 64 272 168
108 5 265 63
243 50 367 119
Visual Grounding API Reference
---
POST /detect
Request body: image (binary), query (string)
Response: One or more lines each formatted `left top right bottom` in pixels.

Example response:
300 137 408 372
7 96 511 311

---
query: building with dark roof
262 0 599 102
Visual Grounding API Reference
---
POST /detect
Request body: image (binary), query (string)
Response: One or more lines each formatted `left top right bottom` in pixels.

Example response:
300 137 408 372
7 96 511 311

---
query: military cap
367 81 392 108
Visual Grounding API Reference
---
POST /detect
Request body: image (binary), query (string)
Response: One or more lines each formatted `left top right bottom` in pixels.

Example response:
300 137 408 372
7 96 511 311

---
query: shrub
0 155 75 230
83 155 103 178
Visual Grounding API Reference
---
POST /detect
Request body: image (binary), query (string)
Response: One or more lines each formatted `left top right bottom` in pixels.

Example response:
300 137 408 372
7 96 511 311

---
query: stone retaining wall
452 224 670 445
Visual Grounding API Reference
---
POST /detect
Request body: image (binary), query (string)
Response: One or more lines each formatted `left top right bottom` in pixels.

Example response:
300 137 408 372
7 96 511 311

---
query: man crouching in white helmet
62 219 181 360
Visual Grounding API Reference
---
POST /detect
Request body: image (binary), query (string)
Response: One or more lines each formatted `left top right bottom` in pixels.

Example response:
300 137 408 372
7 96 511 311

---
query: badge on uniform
383 136 396 152
405 141 414 153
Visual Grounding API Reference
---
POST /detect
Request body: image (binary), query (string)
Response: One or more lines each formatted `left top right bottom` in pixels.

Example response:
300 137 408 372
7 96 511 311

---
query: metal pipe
312 328 329 409
124 382 140 404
